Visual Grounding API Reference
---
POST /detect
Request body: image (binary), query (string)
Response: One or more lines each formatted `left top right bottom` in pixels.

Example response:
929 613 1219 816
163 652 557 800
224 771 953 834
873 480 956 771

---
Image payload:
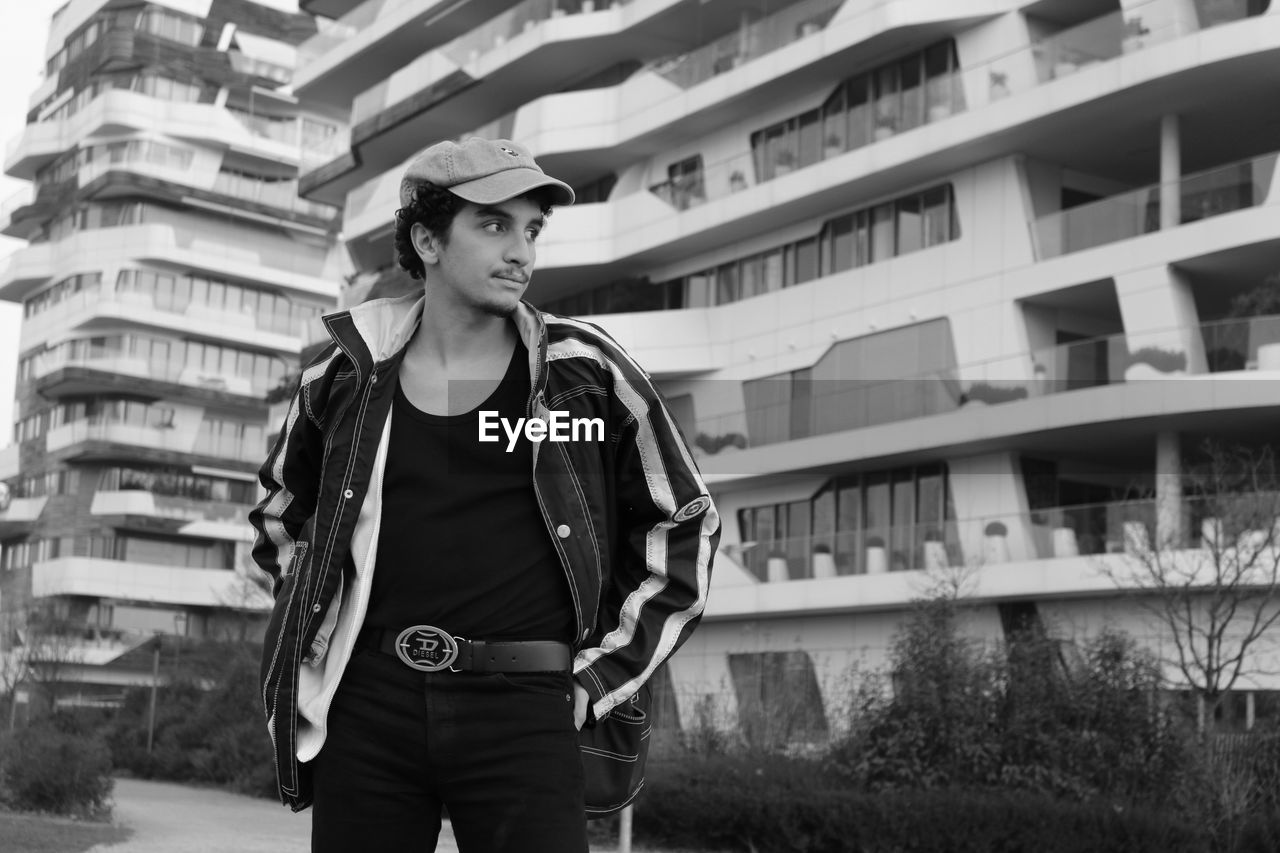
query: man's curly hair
394 183 559 279
394 183 464 280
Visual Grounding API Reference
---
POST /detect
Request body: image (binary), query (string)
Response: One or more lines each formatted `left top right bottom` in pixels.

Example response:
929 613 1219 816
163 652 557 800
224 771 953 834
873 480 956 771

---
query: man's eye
527 229 542 242
484 222 505 233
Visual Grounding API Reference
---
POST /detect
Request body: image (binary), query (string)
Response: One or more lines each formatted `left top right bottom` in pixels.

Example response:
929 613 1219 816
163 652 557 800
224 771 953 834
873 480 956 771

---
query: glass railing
47 418 263 464
720 492 1280 585
640 0 1266 211
225 107 301 146
690 315 1280 456
353 0 632 124
28 348 278 397
149 493 254 524
646 0 842 89
0 186 33 223
1033 152 1279 259
211 173 339 221
1031 10 1126 83
20 289 309 342
298 0 401 65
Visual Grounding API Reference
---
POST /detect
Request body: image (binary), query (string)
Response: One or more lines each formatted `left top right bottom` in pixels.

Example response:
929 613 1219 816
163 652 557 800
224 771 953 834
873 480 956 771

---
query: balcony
90 490 254 540
296 0 528 104
29 350 272 402
46 419 264 466
18 286 305 356
691 314 1280 460
0 225 335 309
337 6 1280 270
0 444 18 480
32 558 268 609
0 496 48 537
707 492 1278 619
4 90 332 181
1033 152 1280 259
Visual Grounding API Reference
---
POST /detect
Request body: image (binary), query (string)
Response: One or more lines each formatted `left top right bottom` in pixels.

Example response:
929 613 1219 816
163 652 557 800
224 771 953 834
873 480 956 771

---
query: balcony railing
643 4 1268 212
46 419 263 463
646 0 842 90
1033 152 1279 259
29 349 274 398
352 0 633 125
92 489 252 525
20 288 309 345
298 0 400 65
211 173 339 222
722 493 1279 586
692 315 1280 456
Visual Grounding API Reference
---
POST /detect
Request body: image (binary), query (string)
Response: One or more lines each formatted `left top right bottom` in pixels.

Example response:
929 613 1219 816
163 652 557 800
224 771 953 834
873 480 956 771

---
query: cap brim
449 169 575 207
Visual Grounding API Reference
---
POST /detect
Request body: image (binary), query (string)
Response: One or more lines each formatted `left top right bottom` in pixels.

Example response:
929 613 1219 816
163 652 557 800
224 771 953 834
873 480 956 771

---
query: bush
102 641 275 796
960 382 1029 405
0 720 113 816
1125 346 1187 372
637 775 1208 853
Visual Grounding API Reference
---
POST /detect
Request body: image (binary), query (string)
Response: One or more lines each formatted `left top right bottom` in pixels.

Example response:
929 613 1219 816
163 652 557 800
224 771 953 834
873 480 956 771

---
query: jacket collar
323 292 548 392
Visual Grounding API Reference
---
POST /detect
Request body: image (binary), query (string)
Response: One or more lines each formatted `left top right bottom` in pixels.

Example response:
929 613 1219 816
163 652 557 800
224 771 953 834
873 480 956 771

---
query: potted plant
773 148 796 176
865 535 887 574
1052 514 1079 558
1123 346 1187 380
1122 16 1148 53
989 70 1010 100
983 520 1010 564
811 542 836 578
824 133 844 159
959 382 1029 406
922 528 948 570
728 170 747 193
766 548 789 583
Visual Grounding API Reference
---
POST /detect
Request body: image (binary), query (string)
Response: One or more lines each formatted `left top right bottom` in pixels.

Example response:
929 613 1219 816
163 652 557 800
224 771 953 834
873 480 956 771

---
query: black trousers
310 647 589 852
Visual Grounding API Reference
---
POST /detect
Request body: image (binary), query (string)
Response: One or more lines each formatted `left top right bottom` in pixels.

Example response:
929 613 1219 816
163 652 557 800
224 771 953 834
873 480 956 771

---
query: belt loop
467 640 487 673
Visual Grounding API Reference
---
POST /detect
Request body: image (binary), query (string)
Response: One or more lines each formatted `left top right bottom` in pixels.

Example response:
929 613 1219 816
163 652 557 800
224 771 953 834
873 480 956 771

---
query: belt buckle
394 625 461 672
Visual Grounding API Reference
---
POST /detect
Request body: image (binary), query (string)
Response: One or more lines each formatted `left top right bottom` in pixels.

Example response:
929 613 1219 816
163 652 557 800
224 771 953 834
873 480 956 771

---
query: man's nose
505 234 533 267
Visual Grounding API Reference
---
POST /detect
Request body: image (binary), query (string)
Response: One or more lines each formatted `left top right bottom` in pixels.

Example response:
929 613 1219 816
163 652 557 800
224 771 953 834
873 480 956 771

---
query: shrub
636 779 1208 853
0 720 113 816
985 520 1008 536
1125 346 1187 372
960 382 1029 405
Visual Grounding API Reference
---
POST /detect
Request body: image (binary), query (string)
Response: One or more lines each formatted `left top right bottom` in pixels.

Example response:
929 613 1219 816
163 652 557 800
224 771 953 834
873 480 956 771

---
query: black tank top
366 340 574 642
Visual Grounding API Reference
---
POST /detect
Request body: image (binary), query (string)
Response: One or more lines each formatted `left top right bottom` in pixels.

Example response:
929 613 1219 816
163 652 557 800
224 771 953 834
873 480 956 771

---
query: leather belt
357 625 571 674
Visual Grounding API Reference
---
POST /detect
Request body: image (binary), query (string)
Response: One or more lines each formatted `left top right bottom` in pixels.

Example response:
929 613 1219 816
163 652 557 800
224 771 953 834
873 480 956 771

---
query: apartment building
0 0 344 705
292 0 1280 743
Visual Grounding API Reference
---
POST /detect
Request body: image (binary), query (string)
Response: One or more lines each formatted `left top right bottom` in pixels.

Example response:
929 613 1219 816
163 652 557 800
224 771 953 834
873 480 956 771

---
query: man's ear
410 222 441 266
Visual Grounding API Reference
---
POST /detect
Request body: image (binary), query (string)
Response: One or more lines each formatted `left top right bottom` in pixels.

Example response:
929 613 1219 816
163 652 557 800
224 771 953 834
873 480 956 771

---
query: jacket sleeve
572 343 720 721
247 350 332 596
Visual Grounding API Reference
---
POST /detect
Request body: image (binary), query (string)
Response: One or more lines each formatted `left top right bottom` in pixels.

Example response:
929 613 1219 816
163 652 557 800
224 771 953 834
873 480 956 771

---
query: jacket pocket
304 571 344 667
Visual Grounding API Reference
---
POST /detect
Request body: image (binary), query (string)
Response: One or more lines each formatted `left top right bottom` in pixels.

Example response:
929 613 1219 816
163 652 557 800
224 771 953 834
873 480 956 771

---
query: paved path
90 778 649 852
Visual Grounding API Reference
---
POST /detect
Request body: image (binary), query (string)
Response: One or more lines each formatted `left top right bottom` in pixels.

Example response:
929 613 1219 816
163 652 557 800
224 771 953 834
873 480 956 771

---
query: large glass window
736 463 953 580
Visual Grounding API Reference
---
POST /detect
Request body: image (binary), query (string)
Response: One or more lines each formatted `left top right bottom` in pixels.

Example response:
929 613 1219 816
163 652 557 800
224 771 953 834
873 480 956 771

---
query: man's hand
573 681 590 731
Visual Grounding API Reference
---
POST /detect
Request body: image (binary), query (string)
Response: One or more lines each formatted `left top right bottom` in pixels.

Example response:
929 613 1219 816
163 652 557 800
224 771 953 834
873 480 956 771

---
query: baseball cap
399 138 575 208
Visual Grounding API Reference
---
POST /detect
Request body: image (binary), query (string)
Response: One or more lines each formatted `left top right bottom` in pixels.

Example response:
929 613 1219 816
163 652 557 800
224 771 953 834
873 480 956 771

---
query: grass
0 808 131 853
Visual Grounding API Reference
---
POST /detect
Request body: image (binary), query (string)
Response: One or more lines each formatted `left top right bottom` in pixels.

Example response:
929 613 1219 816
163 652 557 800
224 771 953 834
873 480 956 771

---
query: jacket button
344 489 354 499
312 604 321 613
556 524 570 538
370 374 377 384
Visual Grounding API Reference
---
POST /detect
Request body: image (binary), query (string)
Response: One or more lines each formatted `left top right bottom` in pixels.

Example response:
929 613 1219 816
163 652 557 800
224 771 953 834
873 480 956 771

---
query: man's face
430 195 545 319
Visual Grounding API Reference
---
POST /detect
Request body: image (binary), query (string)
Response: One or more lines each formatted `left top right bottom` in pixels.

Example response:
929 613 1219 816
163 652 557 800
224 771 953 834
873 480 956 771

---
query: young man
249 138 719 852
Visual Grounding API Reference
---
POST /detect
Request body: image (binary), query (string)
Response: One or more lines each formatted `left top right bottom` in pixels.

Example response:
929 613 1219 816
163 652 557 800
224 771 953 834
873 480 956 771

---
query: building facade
0 0 344 706
295 0 1279 743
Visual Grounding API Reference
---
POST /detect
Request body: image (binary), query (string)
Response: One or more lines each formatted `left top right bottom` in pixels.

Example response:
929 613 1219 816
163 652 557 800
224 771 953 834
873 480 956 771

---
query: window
737 464 954 578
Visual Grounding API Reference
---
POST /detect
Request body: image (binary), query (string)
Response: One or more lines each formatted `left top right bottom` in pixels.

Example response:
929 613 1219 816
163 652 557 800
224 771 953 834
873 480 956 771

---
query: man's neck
406 288 517 371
